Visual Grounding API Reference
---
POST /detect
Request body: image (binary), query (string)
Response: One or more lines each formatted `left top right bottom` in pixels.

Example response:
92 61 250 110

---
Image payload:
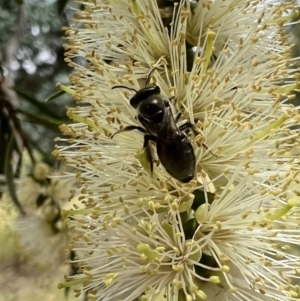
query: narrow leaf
0 110 9 175
4 131 25 216
27 136 56 166
16 108 69 130
12 86 62 119
45 90 66 102
57 0 69 14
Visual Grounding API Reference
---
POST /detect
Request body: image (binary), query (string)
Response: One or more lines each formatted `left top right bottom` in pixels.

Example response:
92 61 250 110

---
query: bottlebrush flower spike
56 1 300 301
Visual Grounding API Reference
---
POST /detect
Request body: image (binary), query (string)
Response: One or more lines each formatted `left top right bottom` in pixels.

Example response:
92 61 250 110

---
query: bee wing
163 100 180 132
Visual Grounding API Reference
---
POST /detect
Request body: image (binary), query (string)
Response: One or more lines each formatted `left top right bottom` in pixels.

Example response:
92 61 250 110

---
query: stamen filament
62 209 97 217
131 0 161 55
58 277 90 289
267 204 292 221
201 31 216 78
268 10 299 25
57 83 75 95
245 113 289 147
67 110 97 128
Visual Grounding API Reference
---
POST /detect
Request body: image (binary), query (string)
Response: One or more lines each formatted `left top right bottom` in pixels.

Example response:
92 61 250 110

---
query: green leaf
27 136 56 166
0 110 10 175
183 218 197 240
186 43 195 72
194 253 217 278
191 189 215 211
57 0 69 14
14 153 23 179
12 86 62 119
4 131 25 216
45 90 66 102
16 107 69 131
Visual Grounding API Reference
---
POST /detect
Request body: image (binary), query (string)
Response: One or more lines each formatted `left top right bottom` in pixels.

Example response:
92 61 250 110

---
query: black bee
111 69 197 183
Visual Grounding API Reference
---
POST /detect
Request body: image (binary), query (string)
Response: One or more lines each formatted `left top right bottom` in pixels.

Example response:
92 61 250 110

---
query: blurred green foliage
4 1 69 95
0 0 74 211
0 0 72 160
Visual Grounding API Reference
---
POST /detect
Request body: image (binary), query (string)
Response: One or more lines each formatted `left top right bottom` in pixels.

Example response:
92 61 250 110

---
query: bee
111 69 198 183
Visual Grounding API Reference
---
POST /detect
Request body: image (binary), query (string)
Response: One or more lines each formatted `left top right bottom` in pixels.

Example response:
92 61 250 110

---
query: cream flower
13 212 70 272
3 162 73 212
61 166 300 301
2 162 74 272
56 0 300 300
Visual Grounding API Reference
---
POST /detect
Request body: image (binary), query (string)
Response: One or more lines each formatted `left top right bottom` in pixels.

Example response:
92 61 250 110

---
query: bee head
137 94 165 123
112 84 165 123
129 85 160 108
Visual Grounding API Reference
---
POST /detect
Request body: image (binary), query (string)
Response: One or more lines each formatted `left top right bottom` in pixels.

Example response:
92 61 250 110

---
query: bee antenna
112 85 138 93
145 67 158 87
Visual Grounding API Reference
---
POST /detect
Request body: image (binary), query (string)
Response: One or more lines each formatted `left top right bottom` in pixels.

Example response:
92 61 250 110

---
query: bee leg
145 143 154 174
179 121 217 157
200 142 217 157
65 250 79 297
178 121 199 135
175 112 182 123
111 125 147 138
143 134 157 175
